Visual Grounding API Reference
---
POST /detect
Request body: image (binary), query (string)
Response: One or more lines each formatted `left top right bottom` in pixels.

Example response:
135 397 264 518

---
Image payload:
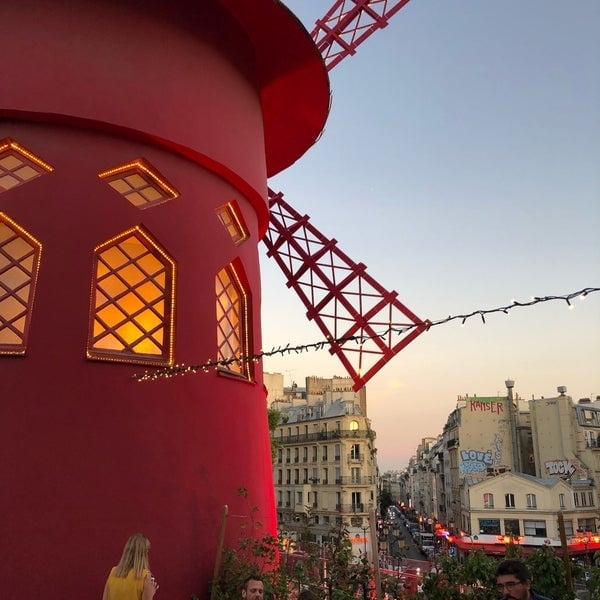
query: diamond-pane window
216 201 249 245
88 226 176 366
215 261 252 379
0 138 53 193
0 212 42 355
99 159 178 209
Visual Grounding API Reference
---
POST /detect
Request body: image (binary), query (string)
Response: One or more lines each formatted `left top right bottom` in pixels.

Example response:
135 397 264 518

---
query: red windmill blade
263 0 425 391
311 0 413 71
264 189 429 392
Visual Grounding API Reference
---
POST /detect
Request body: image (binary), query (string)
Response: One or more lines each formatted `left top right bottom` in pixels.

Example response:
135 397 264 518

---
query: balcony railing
336 476 376 485
336 503 366 513
275 429 375 445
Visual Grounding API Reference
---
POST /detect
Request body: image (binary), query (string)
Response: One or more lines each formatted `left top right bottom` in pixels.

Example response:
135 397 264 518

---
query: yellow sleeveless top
105 567 149 600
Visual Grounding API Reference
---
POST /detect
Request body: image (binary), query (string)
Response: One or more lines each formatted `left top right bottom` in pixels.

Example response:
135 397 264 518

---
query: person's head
298 589 319 600
242 575 264 600
115 533 151 579
495 558 532 600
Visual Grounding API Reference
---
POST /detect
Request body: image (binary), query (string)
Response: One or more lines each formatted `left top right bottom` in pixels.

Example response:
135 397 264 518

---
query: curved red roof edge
220 0 331 177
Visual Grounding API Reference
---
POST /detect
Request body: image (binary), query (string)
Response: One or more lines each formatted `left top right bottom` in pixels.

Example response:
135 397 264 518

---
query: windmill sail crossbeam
265 189 428 390
311 0 413 70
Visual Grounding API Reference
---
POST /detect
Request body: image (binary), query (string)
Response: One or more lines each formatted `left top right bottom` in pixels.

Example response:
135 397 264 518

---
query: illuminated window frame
0 138 53 193
0 212 42 355
215 200 249 245
98 158 179 209
87 225 176 366
215 260 252 380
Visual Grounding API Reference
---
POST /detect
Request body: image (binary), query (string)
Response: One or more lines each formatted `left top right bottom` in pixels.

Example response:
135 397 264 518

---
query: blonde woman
102 533 159 600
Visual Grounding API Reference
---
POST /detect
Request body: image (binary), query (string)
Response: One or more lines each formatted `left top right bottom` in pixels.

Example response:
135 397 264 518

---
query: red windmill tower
0 1 423 598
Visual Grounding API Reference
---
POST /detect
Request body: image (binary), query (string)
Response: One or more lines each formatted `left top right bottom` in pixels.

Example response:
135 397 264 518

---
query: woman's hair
114 533 150 579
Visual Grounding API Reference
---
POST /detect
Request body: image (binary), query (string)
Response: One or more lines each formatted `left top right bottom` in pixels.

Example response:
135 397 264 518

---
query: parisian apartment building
265 373 379 556
395 382 600 558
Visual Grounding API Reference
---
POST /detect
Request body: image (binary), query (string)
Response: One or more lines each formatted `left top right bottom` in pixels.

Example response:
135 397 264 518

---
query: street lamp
577 530 593 564
360 524 369 558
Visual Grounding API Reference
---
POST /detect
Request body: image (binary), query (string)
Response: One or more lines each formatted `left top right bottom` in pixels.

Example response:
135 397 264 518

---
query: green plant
525 545 575 600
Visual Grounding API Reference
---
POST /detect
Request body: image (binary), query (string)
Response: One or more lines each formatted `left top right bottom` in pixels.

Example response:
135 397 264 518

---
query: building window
277 449 282 464
285 491 291 507
296 491 302 505
215 200 249 245
303 447 308 462
99 158 178 209
303 469 308 484
294 469 299 484
294 448 299 463
323 468 328 484
312 446 318 462
0 213 42 355
277 470 282 485
215 260 252 379
526 493 537 509
351 467 361 483
277 491 282 506
574 492 580 507
559 493 566 509
478 519 501 535
483 493 494 509
349 420 359 431
88 225 175 365
335 444 341 461
581 493 588 507
524 520 547 537
322 446 328 461
504 519 520 536
588 492 595 506
563 519 574 537
505 493 515 509
0 138 53 193
286 470 291 484
286 449 291 463
350 444 360 460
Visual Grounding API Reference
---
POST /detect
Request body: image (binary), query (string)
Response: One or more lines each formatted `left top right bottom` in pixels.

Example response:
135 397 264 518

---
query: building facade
399 383 600 558
270 375 379 558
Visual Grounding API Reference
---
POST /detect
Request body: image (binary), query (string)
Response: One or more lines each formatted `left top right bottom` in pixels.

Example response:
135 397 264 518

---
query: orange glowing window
215 261 252 379
0 138 53 193
88 226 176 366
215 201 249 245
0 213 42 355
99 159 178 209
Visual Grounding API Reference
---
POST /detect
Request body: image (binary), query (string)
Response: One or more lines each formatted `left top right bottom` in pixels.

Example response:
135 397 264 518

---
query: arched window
0 138 53 193
0 213 42 355
98 158 178 209
215 260 252 380
88 225 175 365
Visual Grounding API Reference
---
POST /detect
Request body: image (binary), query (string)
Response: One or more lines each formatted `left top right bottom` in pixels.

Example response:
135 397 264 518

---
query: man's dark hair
243 575 264 590
496 558 531 582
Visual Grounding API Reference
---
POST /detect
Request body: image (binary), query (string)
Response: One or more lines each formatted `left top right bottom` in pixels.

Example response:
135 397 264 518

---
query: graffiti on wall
544 459 577 477
468 397 505 413
459 434 504 474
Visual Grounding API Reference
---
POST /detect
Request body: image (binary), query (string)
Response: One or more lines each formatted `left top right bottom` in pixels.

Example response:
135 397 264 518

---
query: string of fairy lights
133 287 599 382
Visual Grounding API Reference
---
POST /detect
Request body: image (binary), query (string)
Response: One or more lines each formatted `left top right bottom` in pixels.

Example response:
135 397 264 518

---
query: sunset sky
261 0 600 471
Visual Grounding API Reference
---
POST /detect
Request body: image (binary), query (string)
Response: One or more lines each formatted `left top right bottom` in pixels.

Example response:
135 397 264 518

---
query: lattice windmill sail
264 0 427 390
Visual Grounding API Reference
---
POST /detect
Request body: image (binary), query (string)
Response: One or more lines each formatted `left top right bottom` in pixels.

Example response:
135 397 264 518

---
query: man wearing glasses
496 559 552 600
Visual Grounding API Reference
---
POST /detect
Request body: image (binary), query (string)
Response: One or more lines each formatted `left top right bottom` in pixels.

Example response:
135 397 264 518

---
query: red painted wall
0 1 329 598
